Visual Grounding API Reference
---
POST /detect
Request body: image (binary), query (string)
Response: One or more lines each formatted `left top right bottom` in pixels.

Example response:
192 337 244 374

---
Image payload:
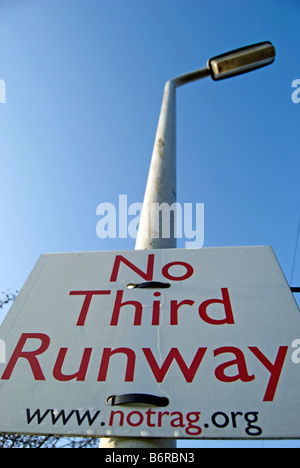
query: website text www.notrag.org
25 407 262 437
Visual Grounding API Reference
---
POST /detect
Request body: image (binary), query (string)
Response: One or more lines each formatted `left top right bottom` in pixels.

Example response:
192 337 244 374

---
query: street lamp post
135 68 211 250
135 41 275 251
100 41 275 449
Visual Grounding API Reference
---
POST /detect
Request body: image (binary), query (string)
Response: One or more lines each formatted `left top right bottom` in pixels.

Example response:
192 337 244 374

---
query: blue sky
1 0 300 448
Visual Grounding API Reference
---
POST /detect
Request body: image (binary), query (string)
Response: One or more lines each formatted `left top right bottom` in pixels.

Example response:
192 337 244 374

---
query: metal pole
100 67 210 449
135 79 177 250
136 68 210 250
99 43 276 448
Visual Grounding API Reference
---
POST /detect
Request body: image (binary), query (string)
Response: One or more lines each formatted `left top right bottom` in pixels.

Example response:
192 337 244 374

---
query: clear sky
1 0 300 448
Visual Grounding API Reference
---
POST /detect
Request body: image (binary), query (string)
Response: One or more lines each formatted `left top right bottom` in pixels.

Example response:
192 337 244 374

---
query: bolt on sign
0 246 299 439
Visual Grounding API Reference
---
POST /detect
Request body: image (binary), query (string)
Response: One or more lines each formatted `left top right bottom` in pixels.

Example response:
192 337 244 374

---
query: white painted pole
135 79 177 250
99 437 176 449
135 68 210 251
100 68 210 449
99 43 276 448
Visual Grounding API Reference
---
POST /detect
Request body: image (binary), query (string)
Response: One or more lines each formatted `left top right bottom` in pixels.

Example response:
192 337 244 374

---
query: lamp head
208 41 276 81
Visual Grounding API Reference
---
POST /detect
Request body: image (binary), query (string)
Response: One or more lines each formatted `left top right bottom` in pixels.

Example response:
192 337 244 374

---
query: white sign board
0 246 299 440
